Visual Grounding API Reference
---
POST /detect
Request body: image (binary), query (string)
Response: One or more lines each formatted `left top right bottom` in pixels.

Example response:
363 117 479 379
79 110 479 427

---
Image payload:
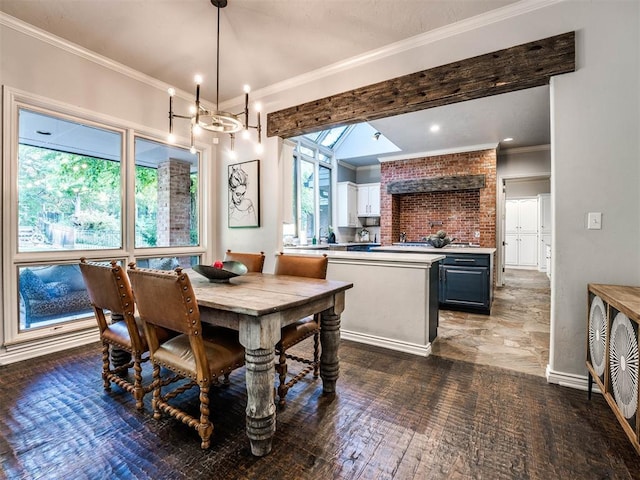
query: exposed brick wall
380 149 496 247
157 159 191 247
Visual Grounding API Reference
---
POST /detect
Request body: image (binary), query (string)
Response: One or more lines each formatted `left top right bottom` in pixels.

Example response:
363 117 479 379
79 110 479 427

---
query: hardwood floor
432 268 550 377
2 334 640 479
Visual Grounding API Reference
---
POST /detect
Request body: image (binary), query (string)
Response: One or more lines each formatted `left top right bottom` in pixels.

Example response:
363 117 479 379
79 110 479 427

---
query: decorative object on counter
193 261 248 283
312 235 317 245
427 230 455 248
359 228 370 242
327 226 336 244
399 232 407 243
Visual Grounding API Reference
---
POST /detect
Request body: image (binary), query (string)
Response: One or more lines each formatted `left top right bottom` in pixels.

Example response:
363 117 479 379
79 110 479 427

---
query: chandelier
167 0 262 156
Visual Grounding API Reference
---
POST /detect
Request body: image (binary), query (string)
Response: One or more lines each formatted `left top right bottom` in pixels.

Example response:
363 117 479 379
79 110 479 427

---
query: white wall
2 1 639 382
498 146 551 178
246 0 640 382
506 179 550 198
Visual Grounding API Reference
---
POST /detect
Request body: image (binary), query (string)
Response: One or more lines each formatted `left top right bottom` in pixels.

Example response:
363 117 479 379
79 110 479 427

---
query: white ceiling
2 0 550 165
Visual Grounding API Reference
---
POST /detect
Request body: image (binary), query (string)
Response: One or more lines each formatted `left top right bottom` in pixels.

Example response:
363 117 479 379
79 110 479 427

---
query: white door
357 186 369 216
518 234 539 266
505 233 519 265
505 198 539 268
505 200 519 233
518 198 538 233
368 184 381 215
539 194 551 234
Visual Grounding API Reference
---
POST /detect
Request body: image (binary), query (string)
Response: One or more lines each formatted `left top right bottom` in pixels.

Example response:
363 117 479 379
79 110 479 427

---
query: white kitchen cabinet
357 183 380 217
538 233 551 272
538 193 551 234
505 198 538 268
337 182 358 227
537 194 551 272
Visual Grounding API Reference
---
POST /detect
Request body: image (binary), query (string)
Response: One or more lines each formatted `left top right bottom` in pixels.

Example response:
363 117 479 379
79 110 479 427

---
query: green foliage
18 146 121 228
18 145 158 246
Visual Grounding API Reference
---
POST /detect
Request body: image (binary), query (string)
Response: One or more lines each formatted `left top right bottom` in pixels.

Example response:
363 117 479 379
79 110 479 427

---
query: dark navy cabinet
439 254 493 313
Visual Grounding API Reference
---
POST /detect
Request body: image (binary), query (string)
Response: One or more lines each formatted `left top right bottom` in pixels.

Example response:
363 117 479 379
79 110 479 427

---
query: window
134 137 199 248
286 132 337 244
4 90 206 344
18 109 123 252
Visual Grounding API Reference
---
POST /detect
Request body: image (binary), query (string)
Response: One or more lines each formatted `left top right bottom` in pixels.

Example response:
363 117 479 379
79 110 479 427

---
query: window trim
2 87 212 350
290 137 336 241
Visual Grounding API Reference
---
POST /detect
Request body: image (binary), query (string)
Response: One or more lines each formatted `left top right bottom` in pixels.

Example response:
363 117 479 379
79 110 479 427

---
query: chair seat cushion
102 315 173 352
279 316 319 350
152 334 245 380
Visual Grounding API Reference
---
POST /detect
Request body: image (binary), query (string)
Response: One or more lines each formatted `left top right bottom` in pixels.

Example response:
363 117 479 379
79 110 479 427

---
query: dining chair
273 252 329 407
224 249 265 273
127 265 245 449
79 258 167 410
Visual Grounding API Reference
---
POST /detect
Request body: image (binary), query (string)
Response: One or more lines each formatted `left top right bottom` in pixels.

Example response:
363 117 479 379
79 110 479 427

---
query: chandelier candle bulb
165 1 260 148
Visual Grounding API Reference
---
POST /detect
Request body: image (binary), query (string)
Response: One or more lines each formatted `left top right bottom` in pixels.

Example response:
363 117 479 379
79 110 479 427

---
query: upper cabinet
538 193 551 234
337 182 359 227
357 183 380 217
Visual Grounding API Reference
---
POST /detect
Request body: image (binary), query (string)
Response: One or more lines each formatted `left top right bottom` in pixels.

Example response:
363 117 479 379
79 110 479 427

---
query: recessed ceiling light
430 125 440 133
503 137 514 142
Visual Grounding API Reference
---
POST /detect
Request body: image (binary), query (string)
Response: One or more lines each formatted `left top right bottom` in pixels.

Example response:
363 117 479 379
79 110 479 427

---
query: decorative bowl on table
193 261 248 283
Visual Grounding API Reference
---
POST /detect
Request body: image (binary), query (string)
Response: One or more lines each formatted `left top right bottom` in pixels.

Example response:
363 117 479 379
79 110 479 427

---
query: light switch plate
587 212 602 230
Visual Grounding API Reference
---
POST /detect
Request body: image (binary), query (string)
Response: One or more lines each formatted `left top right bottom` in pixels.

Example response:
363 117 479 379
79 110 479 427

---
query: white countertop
282 248 445 265
284 242 380 250
372 245 496 255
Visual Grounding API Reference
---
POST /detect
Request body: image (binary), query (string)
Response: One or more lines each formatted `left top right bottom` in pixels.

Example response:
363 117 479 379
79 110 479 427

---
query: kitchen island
372 245 497 313
282 249 443 356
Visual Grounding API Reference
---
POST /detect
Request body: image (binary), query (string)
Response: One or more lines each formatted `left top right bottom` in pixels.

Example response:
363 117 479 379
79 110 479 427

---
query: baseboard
546 364 602 393
0 329 100 365
340 330 431 357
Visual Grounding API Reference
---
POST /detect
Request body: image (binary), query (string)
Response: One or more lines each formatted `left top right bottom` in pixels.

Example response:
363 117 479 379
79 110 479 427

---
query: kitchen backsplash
398 190 480 243
379 148 497 247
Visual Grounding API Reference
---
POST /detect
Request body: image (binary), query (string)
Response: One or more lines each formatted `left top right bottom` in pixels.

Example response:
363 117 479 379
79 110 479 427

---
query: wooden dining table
188 270 353 456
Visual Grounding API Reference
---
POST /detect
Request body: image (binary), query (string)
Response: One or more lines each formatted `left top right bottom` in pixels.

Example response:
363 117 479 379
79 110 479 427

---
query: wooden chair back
274 253 328 280
224 249 265 273
79 258 141 350
127 266 200 339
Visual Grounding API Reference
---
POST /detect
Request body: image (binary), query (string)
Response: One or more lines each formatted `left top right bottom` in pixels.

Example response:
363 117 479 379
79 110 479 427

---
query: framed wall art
228 159 260 228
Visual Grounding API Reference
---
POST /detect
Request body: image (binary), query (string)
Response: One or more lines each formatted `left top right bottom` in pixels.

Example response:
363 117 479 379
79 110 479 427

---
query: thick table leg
244 347 276 456
320 292 345 395
238 314 280 456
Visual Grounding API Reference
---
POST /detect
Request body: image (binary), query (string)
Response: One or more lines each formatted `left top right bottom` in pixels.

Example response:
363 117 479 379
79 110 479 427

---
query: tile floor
431 268 550 377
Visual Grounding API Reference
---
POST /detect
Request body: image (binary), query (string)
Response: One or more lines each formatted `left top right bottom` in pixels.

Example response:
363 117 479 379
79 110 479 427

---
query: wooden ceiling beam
267 31 575 139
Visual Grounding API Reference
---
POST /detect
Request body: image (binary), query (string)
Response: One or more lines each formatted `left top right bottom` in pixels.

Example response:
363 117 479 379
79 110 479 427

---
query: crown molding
379 143 498 162
233 0 563 110
337 160 358 171
0 11 212 107
500 144 551 154
1 0 563 111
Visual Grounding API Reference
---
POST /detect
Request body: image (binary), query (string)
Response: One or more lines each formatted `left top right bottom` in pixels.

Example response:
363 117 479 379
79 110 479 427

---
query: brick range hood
379 149 497 247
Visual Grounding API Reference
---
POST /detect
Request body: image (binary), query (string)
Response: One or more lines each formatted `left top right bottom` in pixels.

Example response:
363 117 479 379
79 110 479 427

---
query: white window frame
1 87 211 360
290 138 335 242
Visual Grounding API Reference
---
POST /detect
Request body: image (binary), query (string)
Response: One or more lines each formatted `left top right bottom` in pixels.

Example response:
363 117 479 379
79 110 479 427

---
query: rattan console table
587 283 640 454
